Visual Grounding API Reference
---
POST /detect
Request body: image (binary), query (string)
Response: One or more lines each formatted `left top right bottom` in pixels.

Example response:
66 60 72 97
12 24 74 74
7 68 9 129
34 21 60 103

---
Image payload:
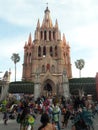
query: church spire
41 6 53 28
63 33 67 45
24 41 27 49
28 33 32 45
55 19 58 29
37 19 40 29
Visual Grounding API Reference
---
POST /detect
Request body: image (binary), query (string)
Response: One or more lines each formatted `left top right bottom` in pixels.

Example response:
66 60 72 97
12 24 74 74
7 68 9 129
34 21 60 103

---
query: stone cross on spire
46 2 48 7
42 3 53 28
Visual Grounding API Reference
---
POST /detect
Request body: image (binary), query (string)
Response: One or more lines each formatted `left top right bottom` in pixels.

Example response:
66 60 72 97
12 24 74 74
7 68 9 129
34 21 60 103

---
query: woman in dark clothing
3 111 8 125
19 102 29 130
62 107 70 128
71 108 94 130
38 113 56 130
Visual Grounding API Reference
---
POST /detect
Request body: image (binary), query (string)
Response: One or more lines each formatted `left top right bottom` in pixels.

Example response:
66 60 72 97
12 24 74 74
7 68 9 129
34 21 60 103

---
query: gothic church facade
22 7 72 98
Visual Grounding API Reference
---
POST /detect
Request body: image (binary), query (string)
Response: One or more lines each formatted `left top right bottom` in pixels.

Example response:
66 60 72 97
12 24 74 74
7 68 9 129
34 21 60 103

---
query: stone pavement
0 113 98 130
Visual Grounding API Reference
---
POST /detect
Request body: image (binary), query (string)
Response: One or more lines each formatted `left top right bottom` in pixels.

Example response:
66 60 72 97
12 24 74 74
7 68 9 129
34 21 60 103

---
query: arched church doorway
43 79 55 96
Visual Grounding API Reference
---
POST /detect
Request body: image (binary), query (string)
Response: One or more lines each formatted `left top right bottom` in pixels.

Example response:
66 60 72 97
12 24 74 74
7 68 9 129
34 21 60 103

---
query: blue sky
0 0 98 81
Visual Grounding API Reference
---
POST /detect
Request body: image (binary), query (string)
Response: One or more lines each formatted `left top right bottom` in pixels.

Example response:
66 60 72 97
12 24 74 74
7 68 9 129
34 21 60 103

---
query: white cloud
0 0 98 81
0 34 27 81
70 22 98 78
0 0 98 27
0 36 25 56
0 0 39 26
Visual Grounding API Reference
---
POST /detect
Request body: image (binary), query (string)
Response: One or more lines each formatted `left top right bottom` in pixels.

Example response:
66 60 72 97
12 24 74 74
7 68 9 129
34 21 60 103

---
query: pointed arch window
51 65 55 73
49 31 51 41
38 46 41 57
55 45 58 56
50 46 53 57
29 53 31 63
26 52 28 63
44 30 47 40
42 65 45 73
43 46 46 57
40 31 43 40
53 31 55 40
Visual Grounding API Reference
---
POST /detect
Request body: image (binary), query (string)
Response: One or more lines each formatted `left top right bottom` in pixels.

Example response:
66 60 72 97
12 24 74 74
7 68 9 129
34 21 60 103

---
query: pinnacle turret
37 19 40 29
28 33 32 45
55 19 58 29
41 6 53 28
63 33 67 45
24 41 27 49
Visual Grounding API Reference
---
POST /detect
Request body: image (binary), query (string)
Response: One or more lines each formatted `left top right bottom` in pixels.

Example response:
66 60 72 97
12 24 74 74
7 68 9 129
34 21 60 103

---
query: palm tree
75 59 85 78
11 53 20 81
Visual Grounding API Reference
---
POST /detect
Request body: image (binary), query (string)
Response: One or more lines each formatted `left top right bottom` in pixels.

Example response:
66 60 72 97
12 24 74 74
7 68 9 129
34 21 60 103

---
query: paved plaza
0 112 98 130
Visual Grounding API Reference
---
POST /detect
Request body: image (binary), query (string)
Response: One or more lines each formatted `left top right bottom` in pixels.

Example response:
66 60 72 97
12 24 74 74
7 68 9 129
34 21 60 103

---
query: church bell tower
22 6 72 99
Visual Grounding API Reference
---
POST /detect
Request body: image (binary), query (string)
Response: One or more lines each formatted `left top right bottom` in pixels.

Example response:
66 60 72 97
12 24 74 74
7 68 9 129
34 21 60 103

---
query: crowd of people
0 94 98 130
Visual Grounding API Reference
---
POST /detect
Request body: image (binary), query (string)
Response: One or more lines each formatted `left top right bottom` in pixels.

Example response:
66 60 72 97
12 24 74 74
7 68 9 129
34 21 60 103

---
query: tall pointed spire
28 33 32 45
37 19 40 29
24 41 27 49
63 33 67 45
41 6 53 28
55 19 58 29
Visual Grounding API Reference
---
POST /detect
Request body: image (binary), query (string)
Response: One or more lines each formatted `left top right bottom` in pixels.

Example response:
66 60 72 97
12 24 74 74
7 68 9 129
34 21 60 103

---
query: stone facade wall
22 7 72 98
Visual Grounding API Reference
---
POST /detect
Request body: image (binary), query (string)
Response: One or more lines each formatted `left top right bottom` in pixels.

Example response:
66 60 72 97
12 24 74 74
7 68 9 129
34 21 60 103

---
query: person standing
61 106 70 128
38 113 56 130
3 111 8 125
52 103 61 130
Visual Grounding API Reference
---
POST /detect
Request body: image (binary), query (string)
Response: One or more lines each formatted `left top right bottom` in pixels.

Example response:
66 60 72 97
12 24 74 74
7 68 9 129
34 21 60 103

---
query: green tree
11 53 20 81
75 59 85 78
